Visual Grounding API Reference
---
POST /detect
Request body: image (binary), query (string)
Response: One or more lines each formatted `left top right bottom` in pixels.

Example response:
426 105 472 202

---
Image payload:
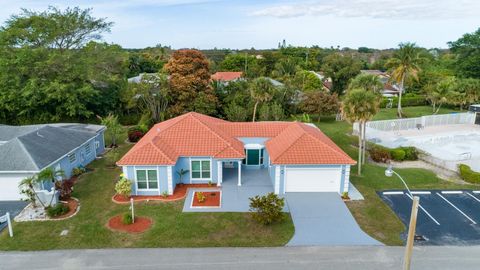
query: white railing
0 212 13 237
354 112 475 133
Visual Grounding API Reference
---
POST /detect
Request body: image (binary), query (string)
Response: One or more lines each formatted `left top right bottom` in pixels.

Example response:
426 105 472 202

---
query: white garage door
285 167 342 193
0 174 30 201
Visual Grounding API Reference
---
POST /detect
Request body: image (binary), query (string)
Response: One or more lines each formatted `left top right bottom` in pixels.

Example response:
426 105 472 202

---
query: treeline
0 7 479 125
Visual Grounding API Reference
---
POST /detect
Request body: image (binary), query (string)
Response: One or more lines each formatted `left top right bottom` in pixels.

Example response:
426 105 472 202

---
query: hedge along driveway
0 143 294 250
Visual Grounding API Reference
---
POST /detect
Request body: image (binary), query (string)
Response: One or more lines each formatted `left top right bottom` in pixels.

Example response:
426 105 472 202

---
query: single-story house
117 112 355 196
0 124 106 201
211 71 243 84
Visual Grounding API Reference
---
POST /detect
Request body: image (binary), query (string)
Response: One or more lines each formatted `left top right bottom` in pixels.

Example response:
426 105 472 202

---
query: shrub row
369 145 418 163
127 125 149 142
380 95 428 107
459 164 480 184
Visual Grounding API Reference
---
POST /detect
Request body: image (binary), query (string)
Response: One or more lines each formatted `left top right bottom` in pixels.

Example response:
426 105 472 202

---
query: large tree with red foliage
164 49 218 116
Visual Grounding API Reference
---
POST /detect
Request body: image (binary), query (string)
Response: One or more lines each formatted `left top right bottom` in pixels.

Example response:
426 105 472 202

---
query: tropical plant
342 89 380 175
19 176 45 208
196 192 206 203
249 77 274 122
348 74 384 94
98 113 122 147
122 212 134 224
424 77 455 114
176 169 189 183
249 192 285 225
115 178 132 198
224 102 249 122
46 203 69 218
386 42 425 117
37 167 65 206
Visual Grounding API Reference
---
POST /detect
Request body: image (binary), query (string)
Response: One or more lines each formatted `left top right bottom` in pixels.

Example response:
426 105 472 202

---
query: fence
0 212 13 237
353 112 476 133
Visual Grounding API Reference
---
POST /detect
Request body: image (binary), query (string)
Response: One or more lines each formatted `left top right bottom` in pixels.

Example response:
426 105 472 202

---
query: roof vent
36 131 44 138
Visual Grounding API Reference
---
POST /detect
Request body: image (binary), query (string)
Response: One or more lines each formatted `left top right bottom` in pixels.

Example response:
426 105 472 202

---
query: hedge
391 149 406 161
380 95 428 107
459 164 480 184
368 144 419 163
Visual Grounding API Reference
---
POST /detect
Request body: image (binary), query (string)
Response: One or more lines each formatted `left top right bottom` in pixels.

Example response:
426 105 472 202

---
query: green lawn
316 107 478 245
0 135 294 250
373 106 460 121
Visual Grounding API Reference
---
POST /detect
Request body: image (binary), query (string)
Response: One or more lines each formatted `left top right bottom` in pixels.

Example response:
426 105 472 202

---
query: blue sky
0 0 479 49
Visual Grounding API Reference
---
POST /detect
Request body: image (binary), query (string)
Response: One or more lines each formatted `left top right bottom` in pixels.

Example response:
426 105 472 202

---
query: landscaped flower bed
107 215 153 233
191 191 221 208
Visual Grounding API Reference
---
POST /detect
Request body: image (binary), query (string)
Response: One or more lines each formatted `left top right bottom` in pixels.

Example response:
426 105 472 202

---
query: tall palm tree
387 43 424 117
250 77 274 122
348 74 384 94
342 89 380 175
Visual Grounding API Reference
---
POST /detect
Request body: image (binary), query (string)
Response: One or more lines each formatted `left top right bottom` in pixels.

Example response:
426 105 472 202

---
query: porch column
237 161 242 186
217 161 222 187
167 166 173 195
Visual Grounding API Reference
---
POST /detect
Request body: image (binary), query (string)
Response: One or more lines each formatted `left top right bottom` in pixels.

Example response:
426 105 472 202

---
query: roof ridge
14 137 40 170
272 132 308 163
299 123 355 163
148 140 176 164
190 113 244 157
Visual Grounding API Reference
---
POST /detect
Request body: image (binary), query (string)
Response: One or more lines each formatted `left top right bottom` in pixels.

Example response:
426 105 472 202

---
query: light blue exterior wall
94 131 106 154
123 165 169 196
173 157 219 184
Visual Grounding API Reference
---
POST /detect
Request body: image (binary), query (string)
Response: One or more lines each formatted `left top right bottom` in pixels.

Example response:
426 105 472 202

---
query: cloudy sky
0 0 479 49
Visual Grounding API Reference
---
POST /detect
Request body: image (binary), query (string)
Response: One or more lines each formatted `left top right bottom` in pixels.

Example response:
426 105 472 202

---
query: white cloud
250 0 480 20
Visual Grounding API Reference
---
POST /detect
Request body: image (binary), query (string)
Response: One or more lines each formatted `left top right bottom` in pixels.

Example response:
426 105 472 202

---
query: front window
136 169 158 190
191 160 211 179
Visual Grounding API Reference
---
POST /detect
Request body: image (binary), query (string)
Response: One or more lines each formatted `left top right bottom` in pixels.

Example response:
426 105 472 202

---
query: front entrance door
246 149 260 165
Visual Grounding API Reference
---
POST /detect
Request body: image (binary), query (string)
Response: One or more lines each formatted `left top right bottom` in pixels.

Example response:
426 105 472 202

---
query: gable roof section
118 112 355 166
211 72 243 82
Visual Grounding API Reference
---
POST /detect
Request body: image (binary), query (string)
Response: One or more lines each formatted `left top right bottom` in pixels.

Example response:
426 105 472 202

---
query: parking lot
379 190 480 245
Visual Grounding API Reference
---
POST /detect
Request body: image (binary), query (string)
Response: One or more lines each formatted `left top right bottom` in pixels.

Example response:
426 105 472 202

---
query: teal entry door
246 149 260 165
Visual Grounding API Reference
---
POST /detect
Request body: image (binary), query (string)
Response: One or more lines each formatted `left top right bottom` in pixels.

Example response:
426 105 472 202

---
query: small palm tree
97 113 122 147
250 77 274 122
37 167 65 206
342 89 380 175
349 74 384 94
19 176 45 208
386 43 425 117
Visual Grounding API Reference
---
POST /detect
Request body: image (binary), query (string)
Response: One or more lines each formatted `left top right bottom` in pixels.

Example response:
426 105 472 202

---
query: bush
122 212 134 225
58 179 75 200
391 149 406 161
380 95 427 107
459 164 480 184
369 145 391 163
249 192 285 225
401 147 418 161
115 178 132 198
72 167 86 177
46 203 69 218
127 127 145 142
196 192 206 203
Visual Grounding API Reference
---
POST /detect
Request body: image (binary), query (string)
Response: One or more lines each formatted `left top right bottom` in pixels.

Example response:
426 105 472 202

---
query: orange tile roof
117 112 356 166
211 72 243 81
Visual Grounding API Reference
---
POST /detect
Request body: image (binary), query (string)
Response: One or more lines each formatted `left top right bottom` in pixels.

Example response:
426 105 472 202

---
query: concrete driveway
286 193 381 246
0 201 28 232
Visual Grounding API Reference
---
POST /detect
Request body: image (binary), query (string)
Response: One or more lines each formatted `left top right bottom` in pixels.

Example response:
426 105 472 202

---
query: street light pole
385 164 419 270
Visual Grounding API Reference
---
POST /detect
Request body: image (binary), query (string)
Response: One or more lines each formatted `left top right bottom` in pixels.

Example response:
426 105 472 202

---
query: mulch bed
192 191 221 207
112 183 218 204
52 198 79 220
107 215 153 233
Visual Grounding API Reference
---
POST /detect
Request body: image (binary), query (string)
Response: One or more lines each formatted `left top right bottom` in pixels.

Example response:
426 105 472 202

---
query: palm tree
424 77 454 114
342 89 380 175
387 43 424 117
349 74 384 94
19 176 45 208
97 113 122 147
250 77 274 122
37 167 65 206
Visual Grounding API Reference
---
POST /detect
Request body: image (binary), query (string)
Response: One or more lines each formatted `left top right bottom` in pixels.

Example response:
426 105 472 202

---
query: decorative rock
60 230 69 236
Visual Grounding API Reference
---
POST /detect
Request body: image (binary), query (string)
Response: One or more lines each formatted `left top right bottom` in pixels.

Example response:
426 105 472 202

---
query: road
1 246 480 270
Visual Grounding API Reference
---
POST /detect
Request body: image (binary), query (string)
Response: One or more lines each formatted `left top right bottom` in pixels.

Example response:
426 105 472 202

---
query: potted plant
341 192 350 201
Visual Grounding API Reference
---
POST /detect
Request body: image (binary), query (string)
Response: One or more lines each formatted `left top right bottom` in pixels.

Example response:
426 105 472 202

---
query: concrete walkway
286 193 381 246
2 246 480 270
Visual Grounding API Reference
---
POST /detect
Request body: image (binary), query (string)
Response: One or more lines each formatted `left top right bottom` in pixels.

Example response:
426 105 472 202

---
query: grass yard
373 106 460 121
0 132 294 250
316 107 479 245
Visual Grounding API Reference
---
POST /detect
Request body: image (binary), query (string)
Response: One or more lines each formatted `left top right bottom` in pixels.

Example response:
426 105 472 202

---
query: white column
343 165 351 193
237 161 242 186
217 161 223 187
275 166 281 194
167 166 173 195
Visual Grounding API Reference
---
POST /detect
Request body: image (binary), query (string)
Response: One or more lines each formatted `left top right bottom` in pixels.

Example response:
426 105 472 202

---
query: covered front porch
183 167 280 212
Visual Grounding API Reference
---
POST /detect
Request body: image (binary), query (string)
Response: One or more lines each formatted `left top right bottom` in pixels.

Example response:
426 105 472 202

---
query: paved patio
183 168 288 212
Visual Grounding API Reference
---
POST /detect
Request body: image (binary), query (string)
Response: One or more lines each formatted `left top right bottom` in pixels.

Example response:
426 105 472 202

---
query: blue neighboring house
0 123 106 201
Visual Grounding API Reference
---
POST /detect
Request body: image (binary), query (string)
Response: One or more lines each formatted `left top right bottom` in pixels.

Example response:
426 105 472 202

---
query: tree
386 43 425 117
321 53 362 95
342 89 380 175
424 77 455 114
249 77 274 122
126 73 170 122
98 113 122 147
37 167 65 206
224 102 249 121
348 74 384 94
19 176 45 208
0 7 112 50
448 28 480 79
164 49 218 116
300 92 339 122
293 70 323 92
456 78 480 109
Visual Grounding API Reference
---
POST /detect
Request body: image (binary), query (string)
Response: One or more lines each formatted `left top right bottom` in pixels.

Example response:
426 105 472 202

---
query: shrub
391 149 406 161
369 145 391 163
341 192 350 200
196 192 206 203
58 179 75 200
401 147 418 161
161 191 169 198
380 95 427 107
46 203 69 218
122 212 134 225
127 126 145 142
115 178 132 198
459 164 480 184
249 192 285 225
72 167 86 177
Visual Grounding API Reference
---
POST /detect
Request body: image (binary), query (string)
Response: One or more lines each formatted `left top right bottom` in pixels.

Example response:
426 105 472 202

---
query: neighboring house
211 71 243 85
0 124 106 201
117 112 355 196
360 70 400 96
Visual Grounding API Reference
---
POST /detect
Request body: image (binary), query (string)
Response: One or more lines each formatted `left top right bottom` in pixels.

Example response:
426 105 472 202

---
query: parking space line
466 192 480 203
473 191 480 194
411 191 431 195
405 193 440 226
436 193 477 225
441 191 463 194
383 191 404 195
